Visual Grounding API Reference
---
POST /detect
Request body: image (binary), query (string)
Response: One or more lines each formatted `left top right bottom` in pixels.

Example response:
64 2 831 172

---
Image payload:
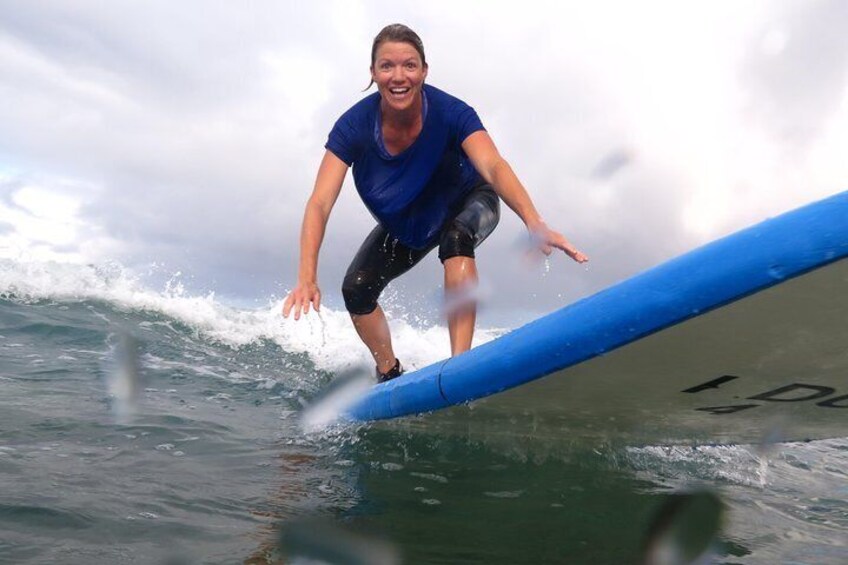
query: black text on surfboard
683 376 848 414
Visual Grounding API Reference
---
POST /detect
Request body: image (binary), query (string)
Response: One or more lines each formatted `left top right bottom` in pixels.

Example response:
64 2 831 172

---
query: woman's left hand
529 221 589 264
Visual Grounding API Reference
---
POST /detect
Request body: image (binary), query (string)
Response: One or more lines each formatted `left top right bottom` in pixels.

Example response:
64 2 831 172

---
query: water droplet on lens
642 490 724 565
767 265 786 280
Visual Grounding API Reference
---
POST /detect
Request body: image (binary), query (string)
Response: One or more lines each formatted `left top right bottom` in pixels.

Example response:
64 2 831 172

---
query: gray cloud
0 1 844 327
0 176 25 209
742 0 848 149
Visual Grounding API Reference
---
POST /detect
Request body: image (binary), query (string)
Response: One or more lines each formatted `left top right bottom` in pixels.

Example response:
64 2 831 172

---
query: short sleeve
325 112 359 166
454 103 485 143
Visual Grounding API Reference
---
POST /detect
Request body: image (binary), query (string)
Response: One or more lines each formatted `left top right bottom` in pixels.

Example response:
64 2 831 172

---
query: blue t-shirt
325 84 485 248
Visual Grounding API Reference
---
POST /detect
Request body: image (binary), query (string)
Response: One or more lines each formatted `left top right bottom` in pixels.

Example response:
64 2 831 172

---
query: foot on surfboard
377 359 404 383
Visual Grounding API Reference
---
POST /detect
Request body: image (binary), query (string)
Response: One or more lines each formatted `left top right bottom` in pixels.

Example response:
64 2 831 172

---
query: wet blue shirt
325 84 485 249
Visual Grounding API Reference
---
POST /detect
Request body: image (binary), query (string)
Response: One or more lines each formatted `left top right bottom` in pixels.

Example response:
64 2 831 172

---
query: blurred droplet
108 332 142 423
443 280 490 317
755 417 789 458
591 148 633 179
516 229 550 268
642 490 724 565
767 264 786 280
300 365 373 432
753 417 790 486
279 519 399 565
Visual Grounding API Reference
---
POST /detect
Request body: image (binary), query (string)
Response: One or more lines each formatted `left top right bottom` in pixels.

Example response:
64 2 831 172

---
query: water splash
0 258 498 376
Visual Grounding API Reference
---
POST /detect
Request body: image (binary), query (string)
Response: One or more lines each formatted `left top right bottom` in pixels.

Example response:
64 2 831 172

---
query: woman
283 24 588 382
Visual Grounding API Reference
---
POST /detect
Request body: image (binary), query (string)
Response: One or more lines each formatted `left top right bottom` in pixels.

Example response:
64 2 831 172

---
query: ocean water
1 259 846 564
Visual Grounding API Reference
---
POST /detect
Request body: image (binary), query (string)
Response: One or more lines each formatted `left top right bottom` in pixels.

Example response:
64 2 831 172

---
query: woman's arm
462 130 588 262
282 150 349 320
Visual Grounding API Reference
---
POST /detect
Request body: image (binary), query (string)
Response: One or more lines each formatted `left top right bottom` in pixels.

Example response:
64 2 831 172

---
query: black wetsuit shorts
342 183 500 315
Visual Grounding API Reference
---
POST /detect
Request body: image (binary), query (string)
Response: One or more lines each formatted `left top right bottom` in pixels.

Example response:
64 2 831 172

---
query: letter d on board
818 394 848 408
748 383 835 402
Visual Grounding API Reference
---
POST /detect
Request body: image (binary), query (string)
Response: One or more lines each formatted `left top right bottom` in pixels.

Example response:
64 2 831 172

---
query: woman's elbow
306 195 333 222
487 158 511 184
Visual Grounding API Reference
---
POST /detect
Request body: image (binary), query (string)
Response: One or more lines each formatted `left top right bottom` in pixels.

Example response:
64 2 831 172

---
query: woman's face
371 41 428 113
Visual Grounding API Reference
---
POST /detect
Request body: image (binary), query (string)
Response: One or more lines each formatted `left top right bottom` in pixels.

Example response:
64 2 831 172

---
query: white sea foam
0 258 503 374
626 438 848 492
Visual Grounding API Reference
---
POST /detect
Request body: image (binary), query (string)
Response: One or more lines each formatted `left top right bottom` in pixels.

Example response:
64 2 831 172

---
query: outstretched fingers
282 285 322 321
536 226 589 264
308 288 321 315
555 238 589 263
282 294 294 318
282 293 305 321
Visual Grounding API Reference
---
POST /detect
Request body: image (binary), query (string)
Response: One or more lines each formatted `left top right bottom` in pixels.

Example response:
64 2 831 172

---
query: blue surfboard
344 191 848 445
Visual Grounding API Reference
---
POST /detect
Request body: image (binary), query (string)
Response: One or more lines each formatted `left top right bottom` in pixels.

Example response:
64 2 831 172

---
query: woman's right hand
282 280 322 320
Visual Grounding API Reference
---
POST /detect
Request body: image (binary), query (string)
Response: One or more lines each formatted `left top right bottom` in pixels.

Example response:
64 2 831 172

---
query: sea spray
0 258 500 377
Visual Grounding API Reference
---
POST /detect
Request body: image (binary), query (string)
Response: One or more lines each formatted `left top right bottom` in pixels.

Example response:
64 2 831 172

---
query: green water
1 293 846 564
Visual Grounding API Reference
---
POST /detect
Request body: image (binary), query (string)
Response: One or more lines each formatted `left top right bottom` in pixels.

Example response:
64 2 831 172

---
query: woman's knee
341 270 381 315
438 221 475 262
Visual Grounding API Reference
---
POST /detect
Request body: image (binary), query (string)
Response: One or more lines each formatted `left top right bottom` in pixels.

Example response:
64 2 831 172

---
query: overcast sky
1 0 846 325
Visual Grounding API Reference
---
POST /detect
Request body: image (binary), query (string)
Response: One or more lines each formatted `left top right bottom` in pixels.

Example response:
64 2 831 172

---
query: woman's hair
366 24 426 90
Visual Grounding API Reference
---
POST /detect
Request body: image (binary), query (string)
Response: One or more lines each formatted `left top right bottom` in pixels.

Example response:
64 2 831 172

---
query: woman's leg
443 256 478 355
439 184 501 356
350 306 396 374
342 226 433 373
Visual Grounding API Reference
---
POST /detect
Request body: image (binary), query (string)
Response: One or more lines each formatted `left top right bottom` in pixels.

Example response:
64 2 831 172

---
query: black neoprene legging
342 183 500 315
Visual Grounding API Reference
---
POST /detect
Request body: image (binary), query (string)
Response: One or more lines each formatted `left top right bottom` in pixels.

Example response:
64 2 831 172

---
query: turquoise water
1 260 847 564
